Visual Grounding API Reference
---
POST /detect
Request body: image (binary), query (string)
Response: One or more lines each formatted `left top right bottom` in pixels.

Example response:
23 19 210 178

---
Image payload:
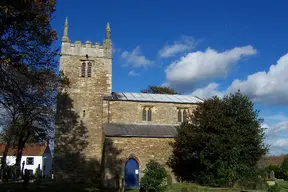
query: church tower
58 17 112 165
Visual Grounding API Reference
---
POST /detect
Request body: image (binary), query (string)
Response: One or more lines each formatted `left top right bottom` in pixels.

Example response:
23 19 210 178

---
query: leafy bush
140 160 168 192
268 183 281 192
265 165 285 180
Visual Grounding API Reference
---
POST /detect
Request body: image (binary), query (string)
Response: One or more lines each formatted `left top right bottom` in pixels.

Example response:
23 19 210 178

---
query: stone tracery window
142 106 153 121
177 108 189 123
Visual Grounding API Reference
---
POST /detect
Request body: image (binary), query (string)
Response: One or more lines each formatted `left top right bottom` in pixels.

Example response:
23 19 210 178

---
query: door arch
124 158 139 189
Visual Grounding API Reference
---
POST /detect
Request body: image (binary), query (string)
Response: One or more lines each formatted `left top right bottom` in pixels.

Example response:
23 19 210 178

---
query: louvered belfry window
81 62 86 77
87 62 92 77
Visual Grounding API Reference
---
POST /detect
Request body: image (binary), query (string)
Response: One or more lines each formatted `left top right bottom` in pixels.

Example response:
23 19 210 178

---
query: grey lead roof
108 92 203 104
104 123 179 138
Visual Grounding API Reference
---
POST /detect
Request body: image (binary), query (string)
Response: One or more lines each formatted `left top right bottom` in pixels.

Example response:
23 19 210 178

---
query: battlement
60 17 112 58
61 39 112 58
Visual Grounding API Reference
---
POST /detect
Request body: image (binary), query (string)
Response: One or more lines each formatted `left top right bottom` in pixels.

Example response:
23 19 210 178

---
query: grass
3 180 288 192
0 180 115 192
277 180 288 192
125 182 266 192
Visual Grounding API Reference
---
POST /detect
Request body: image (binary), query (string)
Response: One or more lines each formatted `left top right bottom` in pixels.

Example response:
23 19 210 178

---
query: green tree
168 91 268 188
0 0 57 177
141 86 178 94
140 160 168 192
281 155 288 180
281 155 288 170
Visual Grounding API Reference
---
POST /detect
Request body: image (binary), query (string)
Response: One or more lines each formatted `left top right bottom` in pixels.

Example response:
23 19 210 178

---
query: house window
26 157 34 165
177 108 189 123
142 106 153 121
81 62 86 77
87 62 92 77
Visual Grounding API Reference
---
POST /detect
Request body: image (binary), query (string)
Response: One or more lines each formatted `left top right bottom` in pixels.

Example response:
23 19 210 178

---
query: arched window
83 110 85 118
183 110 187 122
87 62 92 77
81 62 86 77
147 108 152 121
178 109 182 122
142 108 146 121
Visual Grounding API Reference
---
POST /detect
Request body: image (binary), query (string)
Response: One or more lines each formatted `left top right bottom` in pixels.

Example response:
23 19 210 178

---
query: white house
0 143 52 177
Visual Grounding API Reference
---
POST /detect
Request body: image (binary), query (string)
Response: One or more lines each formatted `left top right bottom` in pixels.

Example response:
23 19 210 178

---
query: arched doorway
124 158 139 189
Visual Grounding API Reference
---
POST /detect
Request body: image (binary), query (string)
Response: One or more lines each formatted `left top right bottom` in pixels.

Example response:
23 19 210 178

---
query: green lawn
277 180 288 192
0 181 109 192
3 181 288 192
125 182 266 192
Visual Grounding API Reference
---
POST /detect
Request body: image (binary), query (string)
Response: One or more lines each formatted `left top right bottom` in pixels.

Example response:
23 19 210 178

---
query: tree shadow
53 87 123 190
102 138 123 189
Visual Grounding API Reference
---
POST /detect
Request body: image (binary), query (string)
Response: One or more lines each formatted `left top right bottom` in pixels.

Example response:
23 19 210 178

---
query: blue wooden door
124 158 139 189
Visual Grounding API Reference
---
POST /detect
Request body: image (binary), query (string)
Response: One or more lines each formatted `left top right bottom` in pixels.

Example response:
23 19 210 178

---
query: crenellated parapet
60 18 112 59
61 40 112 58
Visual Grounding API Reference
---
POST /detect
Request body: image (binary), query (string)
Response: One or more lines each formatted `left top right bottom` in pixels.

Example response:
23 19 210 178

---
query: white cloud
121 46 153 68
190 53 288 105
191 83 224 99
227 53 288 105
268 138 288 155
165 45 257 90
263 113 288 155
159 36 195 58
128 70 139 76
266 121 288 138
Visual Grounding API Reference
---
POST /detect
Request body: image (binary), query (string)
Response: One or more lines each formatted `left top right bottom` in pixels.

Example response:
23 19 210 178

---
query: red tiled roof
0 143 48 156
266 155 285 165
258 155 285 168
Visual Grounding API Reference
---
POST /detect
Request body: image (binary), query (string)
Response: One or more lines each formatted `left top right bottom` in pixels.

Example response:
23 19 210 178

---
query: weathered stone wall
103 137 175 187
103 100 198 124
55 37 112 182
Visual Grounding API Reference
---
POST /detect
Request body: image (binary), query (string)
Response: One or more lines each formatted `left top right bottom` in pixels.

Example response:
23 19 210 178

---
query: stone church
55 18 202 188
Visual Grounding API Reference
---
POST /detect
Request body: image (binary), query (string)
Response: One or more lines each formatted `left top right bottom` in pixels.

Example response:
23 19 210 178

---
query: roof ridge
110 92 203 103
115 91 197 97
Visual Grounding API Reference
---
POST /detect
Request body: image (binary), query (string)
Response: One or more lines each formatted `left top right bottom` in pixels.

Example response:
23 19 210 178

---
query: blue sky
52 0 288 155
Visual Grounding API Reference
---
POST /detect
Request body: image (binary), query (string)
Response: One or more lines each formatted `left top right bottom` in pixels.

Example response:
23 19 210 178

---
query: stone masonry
103 100 198 124
57 17 112 164
55 17 202 185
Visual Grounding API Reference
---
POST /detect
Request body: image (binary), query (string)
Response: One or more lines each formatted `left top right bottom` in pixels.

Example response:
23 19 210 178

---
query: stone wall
55 36 112 182
103 137 175 187
103 100 198 125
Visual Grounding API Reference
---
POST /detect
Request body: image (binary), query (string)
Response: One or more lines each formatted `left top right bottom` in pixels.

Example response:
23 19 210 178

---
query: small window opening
183 110 187 122
81 62 86 77
142 108 146 121
87 62 92 77
178 109 182 122
83 110 85 118
147 108 152 121
26 157 34 165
